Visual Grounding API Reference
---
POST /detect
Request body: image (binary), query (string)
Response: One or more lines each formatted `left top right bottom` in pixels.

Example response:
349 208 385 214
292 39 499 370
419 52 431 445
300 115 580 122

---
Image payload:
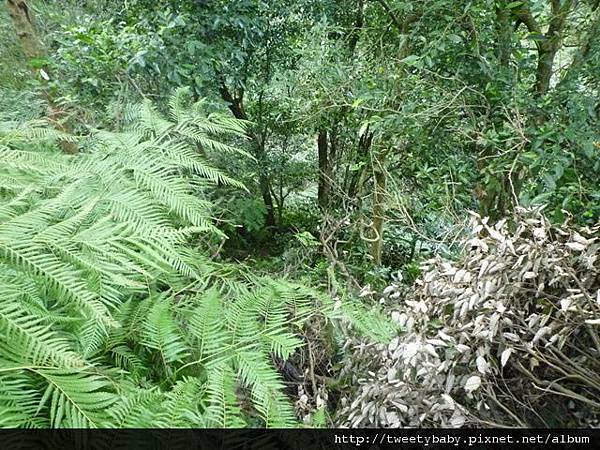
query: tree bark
348 0 364 54
6 0 42 58
6 0 78 154
372 0 421 35
370 151 388 266
515 0 574 96
259 173 276 228
347 128 373 200
496 1 513 69
315 0 369 211
317 129 331 209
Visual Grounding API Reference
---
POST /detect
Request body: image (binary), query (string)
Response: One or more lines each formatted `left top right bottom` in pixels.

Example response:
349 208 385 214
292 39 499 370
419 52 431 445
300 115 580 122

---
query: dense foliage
0 93 391 427
1 0 599 429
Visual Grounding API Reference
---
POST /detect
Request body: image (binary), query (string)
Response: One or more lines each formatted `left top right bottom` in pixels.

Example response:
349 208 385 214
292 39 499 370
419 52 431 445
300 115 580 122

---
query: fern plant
0 89 393 428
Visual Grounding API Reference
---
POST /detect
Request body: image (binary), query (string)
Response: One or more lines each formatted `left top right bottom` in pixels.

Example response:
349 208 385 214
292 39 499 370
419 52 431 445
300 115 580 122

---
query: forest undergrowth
1 0 599 429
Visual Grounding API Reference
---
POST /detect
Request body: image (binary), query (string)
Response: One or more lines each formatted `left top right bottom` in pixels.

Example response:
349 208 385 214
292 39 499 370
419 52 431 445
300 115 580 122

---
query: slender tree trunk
6 0 77 154
218 81 276 228
476 0 575 217
535 42 559 96
258 167 276 228
370 151 388 266
495 1 513 69
348 0 364 54
317 129 330 209
515 0 574 96
276 175 284 226
348 129 373 200
475 2 516 218
316 0 367 211
256 138 276 228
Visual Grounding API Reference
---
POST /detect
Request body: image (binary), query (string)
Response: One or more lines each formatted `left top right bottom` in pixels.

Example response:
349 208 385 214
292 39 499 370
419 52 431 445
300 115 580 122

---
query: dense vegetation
1 0 599 428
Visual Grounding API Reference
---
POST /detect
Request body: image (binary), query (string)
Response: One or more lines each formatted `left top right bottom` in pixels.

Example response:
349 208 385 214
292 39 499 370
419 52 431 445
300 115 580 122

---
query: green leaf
400 55 421 66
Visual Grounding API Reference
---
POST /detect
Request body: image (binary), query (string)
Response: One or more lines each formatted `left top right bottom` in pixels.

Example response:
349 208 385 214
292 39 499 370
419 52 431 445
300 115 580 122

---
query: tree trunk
6 0 77 154
317 129 330 209
317 0 367 211
535 43 558 96
495 1 513 69
370 151 387 266
218 81 276 228
348 0 364 54
6 0 42 58
259 169 276 228
347 129 373 200
515 0 574 96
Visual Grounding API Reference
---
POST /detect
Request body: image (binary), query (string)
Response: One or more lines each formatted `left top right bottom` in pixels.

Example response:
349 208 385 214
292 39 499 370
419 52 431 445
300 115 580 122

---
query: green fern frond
36 369 117 428
104 385 161 428
0 91 387 429
0 298 85 368
235 351 296 427
141 298 189 365
156 377 206 427
0 374 43 428
188 290 231 364
203 363 246 427
0 120 78 145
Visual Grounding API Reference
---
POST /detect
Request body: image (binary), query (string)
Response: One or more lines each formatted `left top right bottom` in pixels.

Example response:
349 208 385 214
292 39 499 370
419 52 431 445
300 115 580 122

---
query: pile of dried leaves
336 207 599 427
